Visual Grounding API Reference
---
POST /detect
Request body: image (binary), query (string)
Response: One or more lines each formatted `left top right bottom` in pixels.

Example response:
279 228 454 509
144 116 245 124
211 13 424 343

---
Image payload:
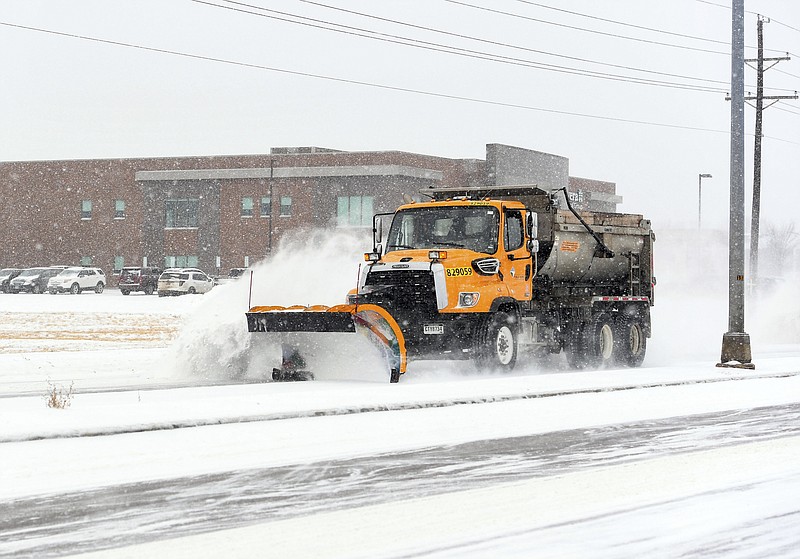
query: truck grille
364 269 436 309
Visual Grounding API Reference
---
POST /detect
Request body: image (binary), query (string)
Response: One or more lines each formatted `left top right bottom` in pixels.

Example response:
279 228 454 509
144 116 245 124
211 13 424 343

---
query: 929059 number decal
446 267 473 277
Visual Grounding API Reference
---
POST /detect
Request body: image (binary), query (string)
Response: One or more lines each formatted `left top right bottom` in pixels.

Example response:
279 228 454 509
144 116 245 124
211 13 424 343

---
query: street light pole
698 173 712 229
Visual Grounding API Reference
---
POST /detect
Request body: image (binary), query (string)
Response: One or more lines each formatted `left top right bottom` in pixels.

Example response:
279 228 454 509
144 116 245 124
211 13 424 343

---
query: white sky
1 0 799 230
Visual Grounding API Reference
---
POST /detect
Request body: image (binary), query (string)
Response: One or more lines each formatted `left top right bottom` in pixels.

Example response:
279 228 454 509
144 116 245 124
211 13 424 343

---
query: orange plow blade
246 304 407 383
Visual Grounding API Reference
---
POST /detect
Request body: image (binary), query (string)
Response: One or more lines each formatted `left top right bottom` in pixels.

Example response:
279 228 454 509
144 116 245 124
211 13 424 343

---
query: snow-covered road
4 401 800 558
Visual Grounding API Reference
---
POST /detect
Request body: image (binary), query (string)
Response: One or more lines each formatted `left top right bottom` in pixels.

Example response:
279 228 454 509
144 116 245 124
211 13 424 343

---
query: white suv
48 267 107 294
157 268 214 296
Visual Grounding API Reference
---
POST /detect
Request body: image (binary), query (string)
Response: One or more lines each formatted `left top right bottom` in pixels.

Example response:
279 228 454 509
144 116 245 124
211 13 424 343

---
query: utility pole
718 0 753 369
744 16 796 291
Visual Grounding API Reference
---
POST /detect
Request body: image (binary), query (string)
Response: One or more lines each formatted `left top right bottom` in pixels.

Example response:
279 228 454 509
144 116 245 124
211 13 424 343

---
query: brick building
0 143 622 276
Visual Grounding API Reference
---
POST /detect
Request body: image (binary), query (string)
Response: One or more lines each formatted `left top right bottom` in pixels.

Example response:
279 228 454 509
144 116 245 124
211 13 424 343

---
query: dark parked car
8 267 63 294
118 266 162 295
0 268 23 293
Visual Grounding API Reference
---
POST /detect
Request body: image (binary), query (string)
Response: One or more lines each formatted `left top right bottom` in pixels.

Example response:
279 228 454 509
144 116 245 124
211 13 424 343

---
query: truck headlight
458 292 480 308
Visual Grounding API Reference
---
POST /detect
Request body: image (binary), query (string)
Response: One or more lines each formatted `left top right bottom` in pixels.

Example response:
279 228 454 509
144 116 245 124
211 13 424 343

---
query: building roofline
135 164 444 182
1 148 480 166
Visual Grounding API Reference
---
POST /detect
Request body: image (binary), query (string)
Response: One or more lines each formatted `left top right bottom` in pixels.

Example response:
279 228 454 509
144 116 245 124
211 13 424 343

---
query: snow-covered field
2 232 800 558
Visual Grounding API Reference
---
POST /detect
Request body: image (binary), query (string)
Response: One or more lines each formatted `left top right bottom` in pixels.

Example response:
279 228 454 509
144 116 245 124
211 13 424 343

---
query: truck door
502 209 532 301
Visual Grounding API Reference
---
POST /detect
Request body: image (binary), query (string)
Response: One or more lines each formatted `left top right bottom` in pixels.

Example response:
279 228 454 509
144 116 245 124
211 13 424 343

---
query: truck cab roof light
428 250 448 261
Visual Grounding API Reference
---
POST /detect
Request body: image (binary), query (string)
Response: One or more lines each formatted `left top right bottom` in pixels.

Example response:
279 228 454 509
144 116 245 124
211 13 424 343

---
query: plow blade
246 304 407 383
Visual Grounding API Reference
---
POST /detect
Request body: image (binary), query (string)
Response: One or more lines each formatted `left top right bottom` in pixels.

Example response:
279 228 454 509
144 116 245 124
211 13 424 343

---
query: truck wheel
565 314 615 369
614 316 647 367
70 283 80 295
474 312 518 371
144 284 154 295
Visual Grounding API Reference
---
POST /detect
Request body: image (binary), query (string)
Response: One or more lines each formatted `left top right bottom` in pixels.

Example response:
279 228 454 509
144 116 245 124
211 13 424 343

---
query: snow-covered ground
2 232 800 558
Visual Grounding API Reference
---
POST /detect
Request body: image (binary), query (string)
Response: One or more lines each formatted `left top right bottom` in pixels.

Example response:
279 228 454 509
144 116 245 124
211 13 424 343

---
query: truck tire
144 284 154 295
474 312 518 371
613 316 647 367
565 314 615 370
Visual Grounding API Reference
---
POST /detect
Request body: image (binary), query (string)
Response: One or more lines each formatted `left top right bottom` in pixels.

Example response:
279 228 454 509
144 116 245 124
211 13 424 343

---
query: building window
164 255 199 268
241 197 254 218
165 199 199 228
114 256 124 272
80 256 92 266
81 200 92 220
114 200 126 219
280 196 292 217
260 196 271 218
337 196 374 227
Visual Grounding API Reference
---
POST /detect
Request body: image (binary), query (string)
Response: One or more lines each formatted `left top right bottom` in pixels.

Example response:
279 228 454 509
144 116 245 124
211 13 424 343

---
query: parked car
157 268 214 296
215 267 249 285
8 267 63 294
47 267 107 294
118 266 162 295
0 268 23 293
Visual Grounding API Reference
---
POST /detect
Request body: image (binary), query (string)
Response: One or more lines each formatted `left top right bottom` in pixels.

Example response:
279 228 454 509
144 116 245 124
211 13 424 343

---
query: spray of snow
167 229 393 382
647 228 800 366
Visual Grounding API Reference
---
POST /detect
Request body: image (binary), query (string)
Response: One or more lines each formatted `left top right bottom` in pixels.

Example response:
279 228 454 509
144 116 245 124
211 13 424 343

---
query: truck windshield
386 206 499 254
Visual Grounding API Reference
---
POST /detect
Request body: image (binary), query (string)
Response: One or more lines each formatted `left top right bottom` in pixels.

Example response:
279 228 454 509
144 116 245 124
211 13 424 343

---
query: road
3 395 799 558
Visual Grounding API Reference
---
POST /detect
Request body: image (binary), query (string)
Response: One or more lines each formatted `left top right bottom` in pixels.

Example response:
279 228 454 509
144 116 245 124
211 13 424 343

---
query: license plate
424 324 444 335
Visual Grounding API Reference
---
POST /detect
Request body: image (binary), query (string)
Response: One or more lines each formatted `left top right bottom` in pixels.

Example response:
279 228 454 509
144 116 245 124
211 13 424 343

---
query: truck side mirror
374 218 383 252
527 239 539 254
526 211 537 239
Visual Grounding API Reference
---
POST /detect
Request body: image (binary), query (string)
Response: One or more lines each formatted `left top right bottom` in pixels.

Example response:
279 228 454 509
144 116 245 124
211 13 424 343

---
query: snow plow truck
246 184 655 383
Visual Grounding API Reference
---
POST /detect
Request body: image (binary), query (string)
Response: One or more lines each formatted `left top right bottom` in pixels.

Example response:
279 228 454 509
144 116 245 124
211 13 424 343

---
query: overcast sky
1 0 798 230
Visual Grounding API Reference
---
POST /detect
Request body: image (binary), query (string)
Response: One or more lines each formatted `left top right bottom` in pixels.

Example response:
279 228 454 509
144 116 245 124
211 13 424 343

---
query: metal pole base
717 331 755 369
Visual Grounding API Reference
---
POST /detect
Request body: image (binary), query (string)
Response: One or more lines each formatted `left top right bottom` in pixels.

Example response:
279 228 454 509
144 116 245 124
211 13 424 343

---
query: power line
2 20 797 145
200 0 726 94
775 103 800 117
773 20 800 35
513 0 732 47
458 0 796 59
446 0 731 56
210 0 796 95
696 0 800 39
0 20 729 132
295 0 728 88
